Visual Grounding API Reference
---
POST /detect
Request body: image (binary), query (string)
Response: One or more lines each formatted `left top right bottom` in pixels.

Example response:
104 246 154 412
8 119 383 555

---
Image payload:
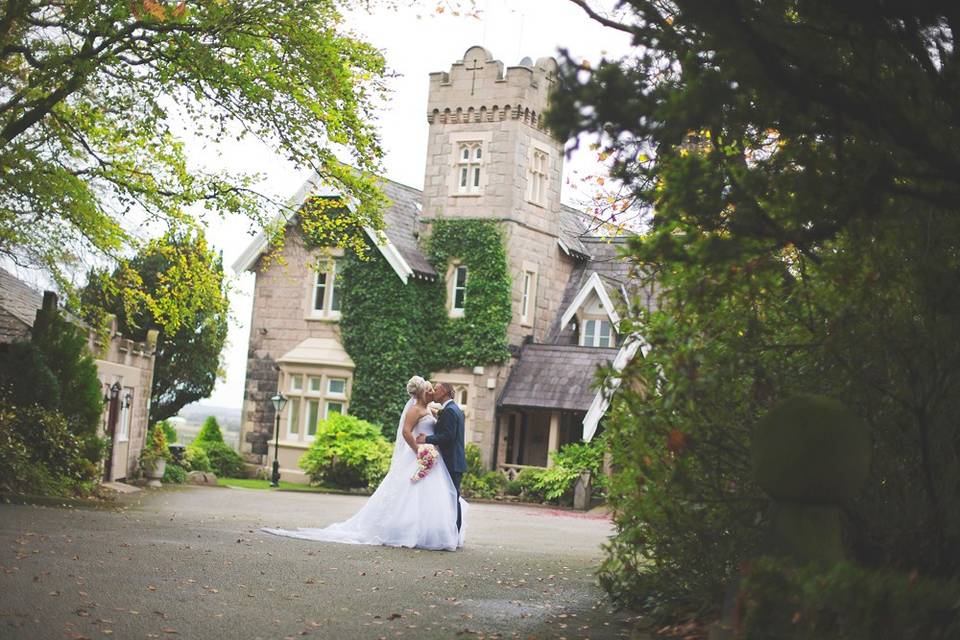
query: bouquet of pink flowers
411 444 440 482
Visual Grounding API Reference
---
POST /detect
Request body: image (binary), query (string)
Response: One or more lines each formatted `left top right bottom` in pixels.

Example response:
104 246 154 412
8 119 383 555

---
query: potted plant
140 424 172 488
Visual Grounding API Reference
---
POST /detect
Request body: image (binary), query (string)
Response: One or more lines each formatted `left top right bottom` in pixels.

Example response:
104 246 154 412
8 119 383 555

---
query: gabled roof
558 271 621 329
0 267 42 329
498 343 619 412
547 236 644 342
232 174 436 282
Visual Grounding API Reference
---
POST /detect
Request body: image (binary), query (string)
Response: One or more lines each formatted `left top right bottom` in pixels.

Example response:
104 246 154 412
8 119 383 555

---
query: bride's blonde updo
406 375 429 398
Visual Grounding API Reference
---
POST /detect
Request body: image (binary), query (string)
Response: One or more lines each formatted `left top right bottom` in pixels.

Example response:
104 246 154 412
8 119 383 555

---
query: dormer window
457 142 483 194
581 319 615 348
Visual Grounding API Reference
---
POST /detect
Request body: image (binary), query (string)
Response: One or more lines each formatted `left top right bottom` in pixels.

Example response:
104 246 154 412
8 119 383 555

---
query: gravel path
0 486 643 639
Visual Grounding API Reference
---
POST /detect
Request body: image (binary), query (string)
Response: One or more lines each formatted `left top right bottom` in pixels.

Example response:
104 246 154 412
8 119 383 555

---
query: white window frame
520 261 538 327
324 401 344 419
527 148 549 206
581 318 616 348
448 131 491 196
280 370 351 443
448 263 467 318
306 253 343 321
286 398 301 438
457 142 484 195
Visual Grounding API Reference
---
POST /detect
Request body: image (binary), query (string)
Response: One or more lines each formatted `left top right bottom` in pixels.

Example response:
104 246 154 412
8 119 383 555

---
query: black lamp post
269 393 287 487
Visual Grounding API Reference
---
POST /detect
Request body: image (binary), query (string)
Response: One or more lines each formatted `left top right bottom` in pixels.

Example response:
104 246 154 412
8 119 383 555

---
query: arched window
457 142 483 194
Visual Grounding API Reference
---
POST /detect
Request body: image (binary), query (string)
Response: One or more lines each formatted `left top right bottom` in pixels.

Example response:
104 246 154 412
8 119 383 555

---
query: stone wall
240 231 348 460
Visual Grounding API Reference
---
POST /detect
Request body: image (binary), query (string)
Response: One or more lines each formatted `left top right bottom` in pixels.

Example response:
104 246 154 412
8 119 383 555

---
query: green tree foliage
339 219 511 431
298 413 392 489
0 0 387 302
0 341 60 410
550 0 960 619
82 229 229 423
194 416 225 446
31 312 104 451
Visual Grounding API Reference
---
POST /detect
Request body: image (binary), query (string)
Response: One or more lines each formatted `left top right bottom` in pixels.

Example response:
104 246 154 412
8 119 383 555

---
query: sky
197 0 633 408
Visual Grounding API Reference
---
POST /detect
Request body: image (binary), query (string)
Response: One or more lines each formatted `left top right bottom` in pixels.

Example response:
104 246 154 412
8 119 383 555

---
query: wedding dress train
262 399 467 551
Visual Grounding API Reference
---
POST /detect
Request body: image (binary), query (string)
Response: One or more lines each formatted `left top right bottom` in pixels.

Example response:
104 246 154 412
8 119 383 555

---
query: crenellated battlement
426 46 558 132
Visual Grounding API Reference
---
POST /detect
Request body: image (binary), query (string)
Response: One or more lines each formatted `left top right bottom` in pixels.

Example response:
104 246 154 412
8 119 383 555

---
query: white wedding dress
262 399 467 551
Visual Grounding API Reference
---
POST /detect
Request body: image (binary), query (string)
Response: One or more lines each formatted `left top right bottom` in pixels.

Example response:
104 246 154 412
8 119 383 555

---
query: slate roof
0 267 42 328
378 179 436 278
498 343 620 412
232 172 436 279
546 236 633 343
559 204 592 259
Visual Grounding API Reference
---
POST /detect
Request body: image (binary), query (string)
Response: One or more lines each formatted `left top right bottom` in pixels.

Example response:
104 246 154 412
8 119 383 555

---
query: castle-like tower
419 46 573 347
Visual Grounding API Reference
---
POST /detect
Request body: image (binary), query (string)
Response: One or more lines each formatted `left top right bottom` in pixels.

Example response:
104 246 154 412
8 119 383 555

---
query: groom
417 382 466 530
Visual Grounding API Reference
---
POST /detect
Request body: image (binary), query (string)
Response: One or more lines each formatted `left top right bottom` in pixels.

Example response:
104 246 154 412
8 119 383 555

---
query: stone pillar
752 394 870 565
546 411 560 468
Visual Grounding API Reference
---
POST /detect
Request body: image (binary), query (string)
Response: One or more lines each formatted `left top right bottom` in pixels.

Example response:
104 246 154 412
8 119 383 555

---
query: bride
262 376 466 551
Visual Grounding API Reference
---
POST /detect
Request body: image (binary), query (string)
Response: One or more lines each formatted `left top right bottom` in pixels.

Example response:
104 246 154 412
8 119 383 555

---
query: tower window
520 270 537 326
528 148 548 206
457 142 483 194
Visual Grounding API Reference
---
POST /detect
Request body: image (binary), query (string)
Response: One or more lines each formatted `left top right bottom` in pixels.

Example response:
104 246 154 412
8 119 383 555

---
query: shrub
531 439 606 504
140 423 172 469
150 420 179 444
298 413 391 489
737 558 960 640
200 441 246 478
183 445 212 472
504 479 523 496
162 463 187 484
465 442 485 476
514 467 547 502
0 404 98 496
194 416 225 445
462 469 507 499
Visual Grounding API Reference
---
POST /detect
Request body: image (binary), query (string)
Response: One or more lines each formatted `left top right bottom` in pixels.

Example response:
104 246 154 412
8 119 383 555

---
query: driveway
0 486 641 639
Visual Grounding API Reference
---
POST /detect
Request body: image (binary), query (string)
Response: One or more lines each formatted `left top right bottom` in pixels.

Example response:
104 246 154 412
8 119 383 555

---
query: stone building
234 47 648 482
0 269 157 481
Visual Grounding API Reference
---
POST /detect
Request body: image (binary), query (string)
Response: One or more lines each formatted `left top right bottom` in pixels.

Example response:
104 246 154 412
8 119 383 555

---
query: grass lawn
216 478 332 492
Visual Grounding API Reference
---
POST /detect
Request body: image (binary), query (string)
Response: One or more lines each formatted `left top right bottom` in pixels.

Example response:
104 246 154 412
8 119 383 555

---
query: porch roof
498 343 619 412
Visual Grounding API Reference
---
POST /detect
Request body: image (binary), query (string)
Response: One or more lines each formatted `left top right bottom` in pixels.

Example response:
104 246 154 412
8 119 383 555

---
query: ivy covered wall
339 219 512 432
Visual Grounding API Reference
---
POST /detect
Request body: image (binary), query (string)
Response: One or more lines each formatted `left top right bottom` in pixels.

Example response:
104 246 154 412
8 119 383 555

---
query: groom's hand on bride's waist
415 434 427 444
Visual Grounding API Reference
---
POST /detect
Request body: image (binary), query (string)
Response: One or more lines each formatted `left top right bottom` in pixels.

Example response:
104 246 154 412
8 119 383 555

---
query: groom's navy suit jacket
426 401 466 474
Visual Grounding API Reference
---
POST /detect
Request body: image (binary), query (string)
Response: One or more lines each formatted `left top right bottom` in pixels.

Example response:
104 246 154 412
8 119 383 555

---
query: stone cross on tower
465 57 484 96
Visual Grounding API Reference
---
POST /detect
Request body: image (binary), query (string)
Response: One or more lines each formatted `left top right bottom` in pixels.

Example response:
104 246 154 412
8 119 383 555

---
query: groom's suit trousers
450 472 463 530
